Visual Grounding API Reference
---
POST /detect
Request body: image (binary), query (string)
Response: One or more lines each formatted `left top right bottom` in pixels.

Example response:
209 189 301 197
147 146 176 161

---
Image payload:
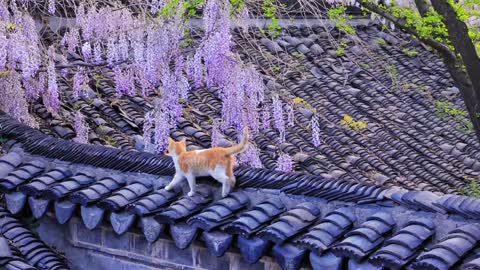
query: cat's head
166 138 187 156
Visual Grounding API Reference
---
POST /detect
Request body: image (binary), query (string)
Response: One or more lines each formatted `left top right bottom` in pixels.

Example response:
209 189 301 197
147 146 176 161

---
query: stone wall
36 214 284 270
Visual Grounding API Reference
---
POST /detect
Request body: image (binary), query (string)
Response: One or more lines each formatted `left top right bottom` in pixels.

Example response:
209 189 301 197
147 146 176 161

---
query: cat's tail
225 127 249 156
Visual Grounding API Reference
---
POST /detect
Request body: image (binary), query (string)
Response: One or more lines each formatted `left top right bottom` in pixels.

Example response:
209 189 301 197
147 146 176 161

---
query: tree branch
431 0 480 141
362 1 458 63
414 0 430 17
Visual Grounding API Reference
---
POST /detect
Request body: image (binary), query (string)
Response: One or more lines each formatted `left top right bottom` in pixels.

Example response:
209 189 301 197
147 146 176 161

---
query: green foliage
327 7 355 35
385 64 400 89
0 137 7 145
6 23 16 31
104 135 117 147
159 0 205 18
335 47 345 56
359 63 370 69
271 65 281 72
160 0 181 17
335 41 348 56
181 28 193 47
401 83 428 91
262 0 282 38
230 0 246 13
376 37 387 45
340 115 367 130
291 52 305 59
436 101 474 133
436 101 467 117
292 97 316 112
385 5 449 43
402 48 419 57
462 177 480 198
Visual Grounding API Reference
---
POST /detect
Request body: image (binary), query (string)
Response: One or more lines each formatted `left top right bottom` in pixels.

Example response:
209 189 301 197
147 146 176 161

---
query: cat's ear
181 138 187 144
168 137 174 143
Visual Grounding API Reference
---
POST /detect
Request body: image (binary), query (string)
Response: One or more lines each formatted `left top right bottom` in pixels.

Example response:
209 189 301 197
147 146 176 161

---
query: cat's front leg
186 174 197 197
165 173 183 191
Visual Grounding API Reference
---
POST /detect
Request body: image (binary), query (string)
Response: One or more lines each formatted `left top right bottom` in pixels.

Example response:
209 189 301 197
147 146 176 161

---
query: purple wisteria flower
0 31 7 70
311 115 321 147
113 66 135 97
286 103 294 127
73 69 88 100
143 111 155 152
276 153 294 172
48 0 56 15
0 71 38 128
211 119 221 147
238 144 263 168
261 108 271 129
81 42 92 62
73 111 89 144
44 48 60 113
272 95 285 142
93 41 103 64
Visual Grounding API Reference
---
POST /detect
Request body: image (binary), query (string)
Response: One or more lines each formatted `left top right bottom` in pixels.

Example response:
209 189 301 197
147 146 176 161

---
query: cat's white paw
188 191 195 197
164 185 172 191
221 191 228 198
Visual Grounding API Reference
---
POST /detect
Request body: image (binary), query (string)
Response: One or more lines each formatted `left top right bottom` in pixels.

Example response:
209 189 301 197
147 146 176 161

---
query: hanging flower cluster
238 144 263 168
72 69 89 101
192 0 265 166
272 95 286 142
311 115 321 147
73 111 89 144
0 71 37 128
276 153 294 172
211 119 221 147
44 46 60 114
142 111 155 153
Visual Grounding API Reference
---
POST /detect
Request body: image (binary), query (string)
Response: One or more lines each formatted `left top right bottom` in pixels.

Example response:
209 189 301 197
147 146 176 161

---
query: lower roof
1 135 480 269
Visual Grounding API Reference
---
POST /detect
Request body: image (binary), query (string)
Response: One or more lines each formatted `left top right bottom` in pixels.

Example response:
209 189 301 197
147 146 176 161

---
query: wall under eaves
36 214 281 270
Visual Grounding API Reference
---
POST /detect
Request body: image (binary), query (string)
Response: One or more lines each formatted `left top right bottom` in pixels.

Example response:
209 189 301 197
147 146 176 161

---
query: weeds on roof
271 65 281 72
436 101 474 133
327 7 355 35
401 83 428 91
402 48 419 57
436 101 467 117
359 63 370 69
291 52 305 59
104 136 117 147
340 115 367 130
262 0 282 38
0 137 7 145
335 41 348 57
376 37 387 46
292 97 316 112
386 64 401 90
6 23 16 31
461 177 480 198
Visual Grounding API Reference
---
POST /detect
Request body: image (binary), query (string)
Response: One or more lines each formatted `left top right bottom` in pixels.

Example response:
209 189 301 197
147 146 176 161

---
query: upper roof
27 21 480 195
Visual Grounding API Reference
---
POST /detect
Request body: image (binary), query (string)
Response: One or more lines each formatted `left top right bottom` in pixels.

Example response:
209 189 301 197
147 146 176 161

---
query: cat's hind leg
186 174 197 197
211 166 232 197
165 173 183 191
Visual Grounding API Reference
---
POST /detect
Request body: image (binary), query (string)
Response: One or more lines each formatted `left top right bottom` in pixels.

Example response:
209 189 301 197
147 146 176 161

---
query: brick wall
36 214 284 270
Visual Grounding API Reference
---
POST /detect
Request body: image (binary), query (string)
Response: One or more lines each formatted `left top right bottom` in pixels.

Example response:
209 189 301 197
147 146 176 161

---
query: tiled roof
1 147 480 270
0 206 69 270
23 21 480 195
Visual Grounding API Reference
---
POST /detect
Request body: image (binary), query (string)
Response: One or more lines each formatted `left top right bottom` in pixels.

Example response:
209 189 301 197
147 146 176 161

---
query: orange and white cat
165 128 249 197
